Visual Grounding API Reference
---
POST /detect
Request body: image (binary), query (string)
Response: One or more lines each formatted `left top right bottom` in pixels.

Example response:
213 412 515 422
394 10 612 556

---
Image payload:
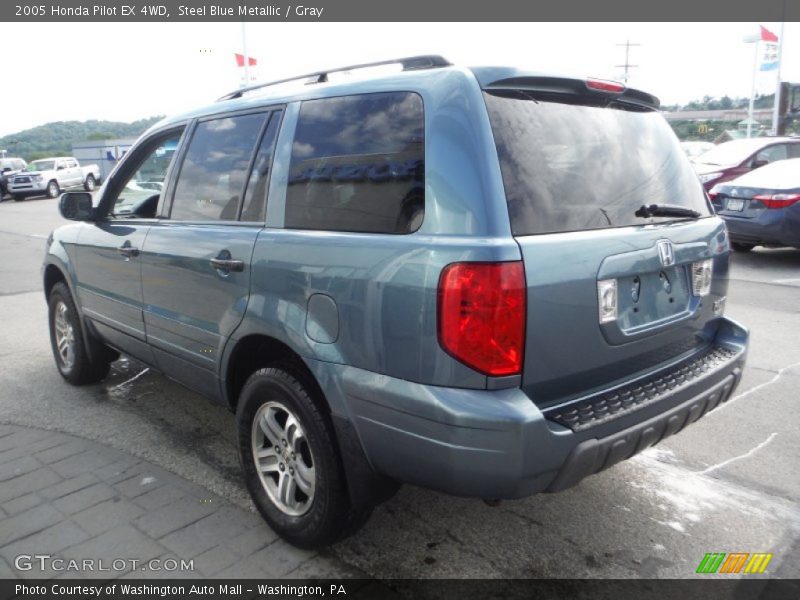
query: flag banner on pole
759 26 779 71
235 53 257 67
760 25 778 42
760 43 778 71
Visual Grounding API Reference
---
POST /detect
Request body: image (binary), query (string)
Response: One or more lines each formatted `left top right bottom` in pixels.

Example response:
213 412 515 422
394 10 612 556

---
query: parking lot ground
0 424 367 579
1 196 799 580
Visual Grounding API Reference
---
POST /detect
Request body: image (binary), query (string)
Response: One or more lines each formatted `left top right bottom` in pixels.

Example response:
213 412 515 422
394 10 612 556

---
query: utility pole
241 22 250 88
615 40 640 83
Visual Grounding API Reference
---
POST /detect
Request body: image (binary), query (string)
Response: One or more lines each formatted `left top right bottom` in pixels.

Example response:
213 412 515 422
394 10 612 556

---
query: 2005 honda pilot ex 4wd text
44 56 749 548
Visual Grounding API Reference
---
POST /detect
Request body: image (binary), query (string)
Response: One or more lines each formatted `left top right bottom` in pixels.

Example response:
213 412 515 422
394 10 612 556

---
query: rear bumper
722 210 800 248
311 316 748 499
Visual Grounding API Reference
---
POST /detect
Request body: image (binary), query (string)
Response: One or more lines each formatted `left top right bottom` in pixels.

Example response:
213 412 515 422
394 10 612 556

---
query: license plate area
726 198 745 212
616 265 692 333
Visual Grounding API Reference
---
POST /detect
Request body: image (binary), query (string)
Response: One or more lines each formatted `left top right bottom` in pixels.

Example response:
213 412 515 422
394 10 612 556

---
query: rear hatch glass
483 90 711 236
483 89 723 407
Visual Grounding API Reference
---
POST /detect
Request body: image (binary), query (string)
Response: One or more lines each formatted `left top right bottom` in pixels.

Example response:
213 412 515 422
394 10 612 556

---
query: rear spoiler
470 67 660 111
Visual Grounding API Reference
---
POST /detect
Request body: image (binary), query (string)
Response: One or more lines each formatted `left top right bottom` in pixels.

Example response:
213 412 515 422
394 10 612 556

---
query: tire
731 242 755 253
83 174 96 192
48 282 113 385
236 367 372 549
13 195 25 202
46 180 60 199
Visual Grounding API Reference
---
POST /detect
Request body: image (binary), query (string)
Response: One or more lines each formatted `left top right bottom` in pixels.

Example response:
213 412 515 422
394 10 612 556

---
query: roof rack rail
217 55 451 102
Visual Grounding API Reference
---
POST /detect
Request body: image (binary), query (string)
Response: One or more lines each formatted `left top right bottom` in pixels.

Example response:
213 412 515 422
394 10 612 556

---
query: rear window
484 91 711 236
285 91 424 234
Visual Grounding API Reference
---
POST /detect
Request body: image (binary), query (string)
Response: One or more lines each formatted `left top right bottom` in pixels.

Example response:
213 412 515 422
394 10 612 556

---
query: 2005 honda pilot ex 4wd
44 56 749 548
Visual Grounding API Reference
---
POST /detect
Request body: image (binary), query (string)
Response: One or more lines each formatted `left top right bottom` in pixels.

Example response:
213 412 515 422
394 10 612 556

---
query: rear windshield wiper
635 204 701 219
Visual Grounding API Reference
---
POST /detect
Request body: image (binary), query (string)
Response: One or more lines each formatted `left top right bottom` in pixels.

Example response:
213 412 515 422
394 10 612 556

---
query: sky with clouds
1 21 798 137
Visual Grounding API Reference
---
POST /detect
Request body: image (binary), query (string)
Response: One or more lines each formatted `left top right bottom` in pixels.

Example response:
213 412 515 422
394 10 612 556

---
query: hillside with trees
0 117 163 161
663 92 798 141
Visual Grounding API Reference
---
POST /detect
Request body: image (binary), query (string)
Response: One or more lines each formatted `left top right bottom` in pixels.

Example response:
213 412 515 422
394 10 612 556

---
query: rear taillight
437 261 526 377
753 193 800 209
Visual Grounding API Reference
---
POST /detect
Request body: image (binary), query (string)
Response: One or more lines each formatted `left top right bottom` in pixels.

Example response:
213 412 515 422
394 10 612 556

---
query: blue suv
44 56 749 548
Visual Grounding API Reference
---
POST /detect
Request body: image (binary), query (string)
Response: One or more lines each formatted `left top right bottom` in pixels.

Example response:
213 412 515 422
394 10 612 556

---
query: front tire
46 180 60 199
83 174 96 192
48 282 113 385
13 195 25 202
236 367 371 549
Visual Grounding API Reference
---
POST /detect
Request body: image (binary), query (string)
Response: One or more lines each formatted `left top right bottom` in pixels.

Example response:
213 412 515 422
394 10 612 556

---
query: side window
756 144 787 164
110 130 184 219
285 92 425 234
170 113 266 221
240 111 281 222
67 159 77 168
787 144 800 159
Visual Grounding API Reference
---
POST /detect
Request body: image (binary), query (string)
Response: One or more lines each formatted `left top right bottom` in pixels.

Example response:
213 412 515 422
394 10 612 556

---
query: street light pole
241 22 250 88
744 33 760 139
771 19 786 135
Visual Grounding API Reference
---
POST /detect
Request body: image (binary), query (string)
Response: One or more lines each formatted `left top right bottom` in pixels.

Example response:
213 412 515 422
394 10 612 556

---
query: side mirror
59 192 94 221
751 159 769 169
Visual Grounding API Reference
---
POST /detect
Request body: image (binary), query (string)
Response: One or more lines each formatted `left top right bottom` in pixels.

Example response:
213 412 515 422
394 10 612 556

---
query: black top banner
2 0 799 22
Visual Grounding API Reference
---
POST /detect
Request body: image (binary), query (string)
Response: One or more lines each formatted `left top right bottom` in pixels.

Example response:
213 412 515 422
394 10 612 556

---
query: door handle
118 245 139 258
210 257 244 272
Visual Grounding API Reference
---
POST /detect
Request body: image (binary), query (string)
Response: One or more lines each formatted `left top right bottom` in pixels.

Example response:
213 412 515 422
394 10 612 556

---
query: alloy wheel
251 400 316 516
53 301 75 370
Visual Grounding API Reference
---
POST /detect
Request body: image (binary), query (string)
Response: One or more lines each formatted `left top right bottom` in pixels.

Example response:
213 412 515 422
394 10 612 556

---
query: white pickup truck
8 156 100 201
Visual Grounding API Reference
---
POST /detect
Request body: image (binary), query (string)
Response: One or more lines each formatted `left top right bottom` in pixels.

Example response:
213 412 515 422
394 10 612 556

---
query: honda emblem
657 239 675 267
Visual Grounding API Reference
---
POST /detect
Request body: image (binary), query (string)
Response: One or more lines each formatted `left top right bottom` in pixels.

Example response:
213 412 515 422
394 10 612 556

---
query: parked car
692 137 800 190
681 140 714 159
710 157 800 251
43 56 749 548
8 156 100 201
0 157 27 198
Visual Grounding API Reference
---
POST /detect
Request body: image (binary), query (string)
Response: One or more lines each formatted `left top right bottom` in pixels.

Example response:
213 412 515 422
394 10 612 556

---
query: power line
615 40 640 83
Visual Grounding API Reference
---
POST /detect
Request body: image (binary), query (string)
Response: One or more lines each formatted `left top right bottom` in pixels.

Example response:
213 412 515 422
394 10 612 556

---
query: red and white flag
234 53 257 67
760 26 778 42
759 26 779 71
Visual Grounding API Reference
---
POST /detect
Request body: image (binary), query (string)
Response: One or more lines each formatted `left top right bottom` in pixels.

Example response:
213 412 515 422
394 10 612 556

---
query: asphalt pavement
0 194 798 579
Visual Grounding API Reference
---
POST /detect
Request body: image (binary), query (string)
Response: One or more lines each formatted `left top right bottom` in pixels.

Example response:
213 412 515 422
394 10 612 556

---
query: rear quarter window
285 91 425 234
484 91 710 236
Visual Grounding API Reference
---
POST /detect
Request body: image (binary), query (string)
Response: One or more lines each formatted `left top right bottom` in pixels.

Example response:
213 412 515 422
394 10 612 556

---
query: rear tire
48 282 113 385
731 242 755 253
83 174 96 192
46 180 60 199
236 367 372 549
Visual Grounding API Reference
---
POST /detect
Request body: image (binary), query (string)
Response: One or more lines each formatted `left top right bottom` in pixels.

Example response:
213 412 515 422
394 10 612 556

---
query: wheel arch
43 262 68 300
223 332 399 512
43 260 101 365
223 334 329 415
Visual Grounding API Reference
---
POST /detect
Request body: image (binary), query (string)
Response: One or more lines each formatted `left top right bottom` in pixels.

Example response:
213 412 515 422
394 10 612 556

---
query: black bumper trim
545 344 740 432
546 369 740 493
